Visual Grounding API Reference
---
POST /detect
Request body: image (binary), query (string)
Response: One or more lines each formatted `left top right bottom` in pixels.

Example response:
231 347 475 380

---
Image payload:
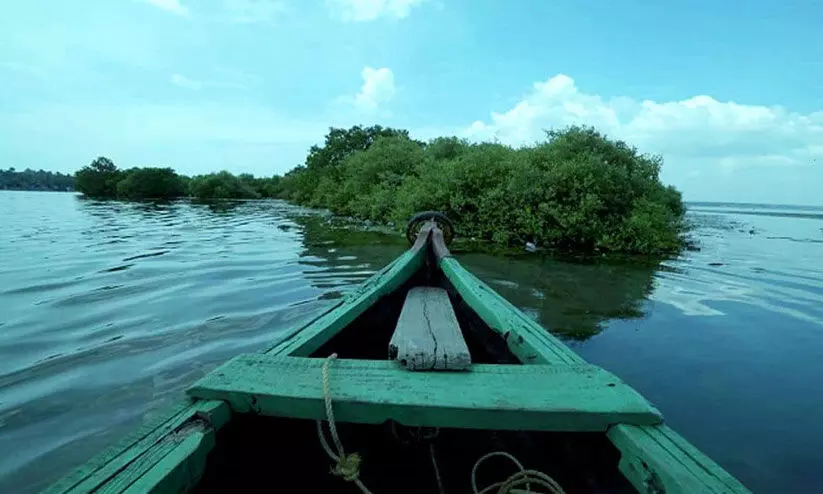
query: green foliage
75 157 122 199
188 171 262 199
75 158 186 200
73 157 282 202
277 125 687 255
116 167 186 200
236 174 282 198
316 136 425 219
277 166 314 203
0 168 75 191
278 125 416 208
305 125 413 171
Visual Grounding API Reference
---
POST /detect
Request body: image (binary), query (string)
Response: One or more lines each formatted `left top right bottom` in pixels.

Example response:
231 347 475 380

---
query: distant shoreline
687 201 823 210
0 188 76 193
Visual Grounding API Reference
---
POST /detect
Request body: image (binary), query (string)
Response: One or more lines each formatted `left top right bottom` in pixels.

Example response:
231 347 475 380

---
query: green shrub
189 171 261 199
277 125 687 255
116 167 186 200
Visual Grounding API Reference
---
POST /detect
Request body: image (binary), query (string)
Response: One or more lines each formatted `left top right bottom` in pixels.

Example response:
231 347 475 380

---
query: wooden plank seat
388 287 471 371
187 355 663 432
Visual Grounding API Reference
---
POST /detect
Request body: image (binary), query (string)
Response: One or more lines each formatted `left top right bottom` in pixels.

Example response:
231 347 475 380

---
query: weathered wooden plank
121 428 216 494
265 245 427 358
440 257 584 365
187 355 662 431
608 424 749 494
46 400 228 494
43 402 192 494
389 287 471 371
68 401 226 494
94 435 183 494
430 225 451 261
653 425 747 492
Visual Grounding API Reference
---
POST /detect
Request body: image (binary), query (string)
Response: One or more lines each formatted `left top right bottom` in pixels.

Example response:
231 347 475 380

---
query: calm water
1 192 822 493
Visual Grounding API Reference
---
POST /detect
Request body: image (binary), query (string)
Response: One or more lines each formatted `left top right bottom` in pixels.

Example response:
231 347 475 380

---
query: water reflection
295 215 406 264
291 214 659 341
459 254 659 340
190 199 245 214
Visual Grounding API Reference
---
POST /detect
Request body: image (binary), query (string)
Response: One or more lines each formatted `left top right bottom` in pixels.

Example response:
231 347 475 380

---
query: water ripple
0 193 402 492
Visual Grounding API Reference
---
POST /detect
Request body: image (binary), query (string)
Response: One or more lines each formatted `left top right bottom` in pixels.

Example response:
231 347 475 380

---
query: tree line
73 125 687 254
1 168 75 191
73 158 281 201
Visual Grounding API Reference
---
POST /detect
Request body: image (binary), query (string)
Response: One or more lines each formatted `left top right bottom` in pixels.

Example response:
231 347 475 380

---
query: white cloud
352 66 396 111
463 74 823 176
221 0 288 24
139 0 189 16
170 74 202 90
327 0 426 22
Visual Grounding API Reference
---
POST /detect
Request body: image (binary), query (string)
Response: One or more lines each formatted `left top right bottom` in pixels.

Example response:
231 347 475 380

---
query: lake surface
1 191 822 493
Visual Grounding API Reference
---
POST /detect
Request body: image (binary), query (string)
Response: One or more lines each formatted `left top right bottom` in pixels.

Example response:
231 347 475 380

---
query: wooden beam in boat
389 287 472 371
608 424 750 493
117 425 215 494
430 225 451 261
187 355 663 432
45 399 230 494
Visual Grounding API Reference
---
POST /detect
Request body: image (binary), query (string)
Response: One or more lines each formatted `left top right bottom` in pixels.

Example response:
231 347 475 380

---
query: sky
1 0 822 205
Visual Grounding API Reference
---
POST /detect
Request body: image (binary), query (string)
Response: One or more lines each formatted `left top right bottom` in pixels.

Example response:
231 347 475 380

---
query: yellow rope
472 451 565 494
316 353 372 494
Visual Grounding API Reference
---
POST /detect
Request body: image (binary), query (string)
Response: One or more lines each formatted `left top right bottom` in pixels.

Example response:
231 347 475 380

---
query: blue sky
1 0 821 204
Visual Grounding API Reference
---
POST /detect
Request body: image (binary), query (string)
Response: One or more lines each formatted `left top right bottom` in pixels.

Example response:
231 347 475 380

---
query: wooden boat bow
45 212 749 494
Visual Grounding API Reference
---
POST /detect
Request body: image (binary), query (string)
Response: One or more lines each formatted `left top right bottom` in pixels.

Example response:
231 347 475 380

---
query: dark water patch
99 263 133 273
318 290 344 300
49 282 149 308
766 236 823 243
1 279 81 295
97 284 122 291
122 250 168 261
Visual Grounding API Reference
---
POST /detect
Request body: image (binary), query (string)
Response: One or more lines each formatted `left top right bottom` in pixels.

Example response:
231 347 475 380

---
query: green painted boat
46 214 749 494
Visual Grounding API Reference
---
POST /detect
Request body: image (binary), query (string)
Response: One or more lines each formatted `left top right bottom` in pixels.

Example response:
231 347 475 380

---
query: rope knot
332 452 362 481
317 353 372 493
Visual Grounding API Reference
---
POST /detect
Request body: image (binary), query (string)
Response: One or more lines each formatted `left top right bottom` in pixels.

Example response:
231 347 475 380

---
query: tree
305 125 413 171
188 171 261 199
116 167 186 200
75 157 121 198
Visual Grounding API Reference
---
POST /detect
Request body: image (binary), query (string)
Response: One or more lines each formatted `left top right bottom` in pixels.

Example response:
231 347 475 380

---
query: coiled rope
318 353 565 494
471 451 565 494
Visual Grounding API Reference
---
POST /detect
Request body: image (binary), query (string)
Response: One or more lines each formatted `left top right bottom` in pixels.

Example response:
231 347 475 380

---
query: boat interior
193 239 636 493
